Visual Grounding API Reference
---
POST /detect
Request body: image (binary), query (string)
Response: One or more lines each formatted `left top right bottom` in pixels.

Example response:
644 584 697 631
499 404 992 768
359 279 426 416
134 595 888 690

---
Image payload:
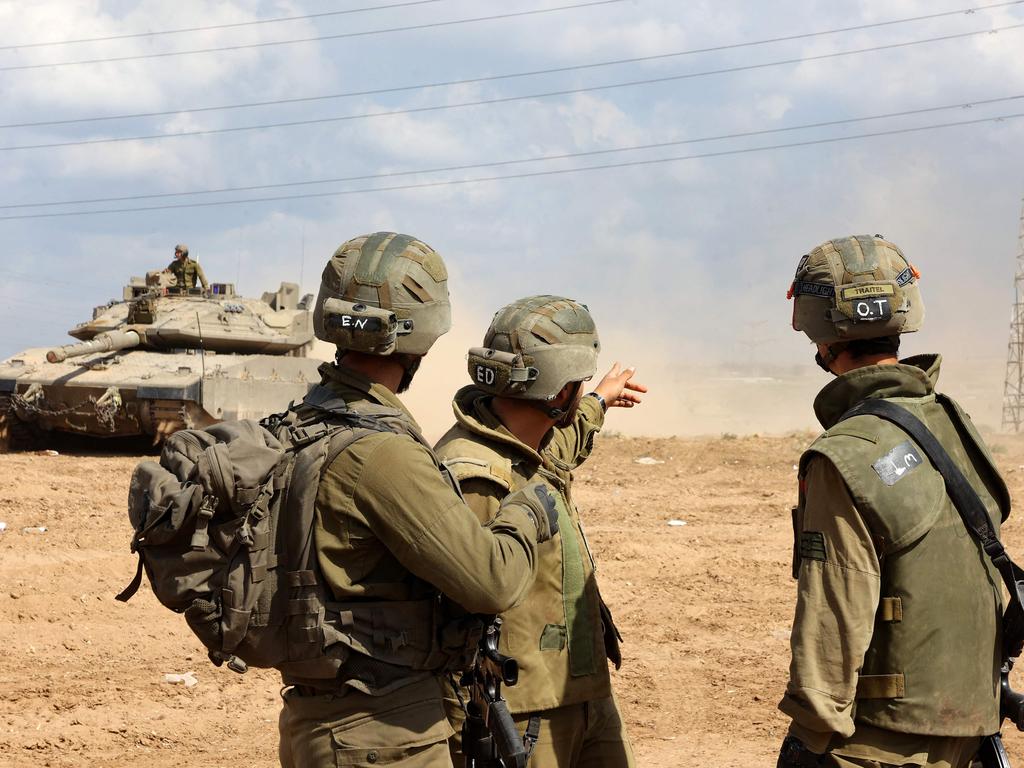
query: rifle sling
840 398 1024 625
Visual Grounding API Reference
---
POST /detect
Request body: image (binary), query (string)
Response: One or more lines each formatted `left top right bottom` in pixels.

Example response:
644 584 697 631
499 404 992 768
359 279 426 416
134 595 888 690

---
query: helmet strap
814 345 843 375
535 380 583 426
397 355 421 394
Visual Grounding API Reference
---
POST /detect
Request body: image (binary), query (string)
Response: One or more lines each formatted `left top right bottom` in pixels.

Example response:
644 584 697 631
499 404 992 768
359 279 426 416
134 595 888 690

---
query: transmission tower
1002 199 1024 432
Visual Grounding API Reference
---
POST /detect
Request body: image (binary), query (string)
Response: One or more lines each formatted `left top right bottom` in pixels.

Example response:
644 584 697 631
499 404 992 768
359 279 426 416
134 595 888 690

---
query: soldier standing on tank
435 295 647 767
777 236 1009 768
277 233 559 768
166 244 208 290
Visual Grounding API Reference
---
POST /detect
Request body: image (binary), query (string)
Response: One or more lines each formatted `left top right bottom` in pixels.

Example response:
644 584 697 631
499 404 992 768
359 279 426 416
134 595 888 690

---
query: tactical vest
439 408 613 714
280 387 481 695
796 393 1008 736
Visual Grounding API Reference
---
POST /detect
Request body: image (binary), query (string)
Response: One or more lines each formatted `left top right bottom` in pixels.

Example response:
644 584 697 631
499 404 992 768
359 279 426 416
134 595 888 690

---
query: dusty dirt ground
3 432 1024 767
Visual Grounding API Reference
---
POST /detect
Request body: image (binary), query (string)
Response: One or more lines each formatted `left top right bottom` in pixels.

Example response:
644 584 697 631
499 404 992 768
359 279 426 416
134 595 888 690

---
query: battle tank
0 271 325 451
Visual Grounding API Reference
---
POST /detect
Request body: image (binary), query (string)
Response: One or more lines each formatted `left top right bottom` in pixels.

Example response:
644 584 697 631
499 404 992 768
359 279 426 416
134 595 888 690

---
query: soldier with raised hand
778 235 1009 768
166 243 208 290
277 234 558 768
435 295 647 768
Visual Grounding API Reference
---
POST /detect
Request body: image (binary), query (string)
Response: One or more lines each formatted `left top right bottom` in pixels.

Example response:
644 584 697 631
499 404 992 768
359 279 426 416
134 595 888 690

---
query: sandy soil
2 432 1024 767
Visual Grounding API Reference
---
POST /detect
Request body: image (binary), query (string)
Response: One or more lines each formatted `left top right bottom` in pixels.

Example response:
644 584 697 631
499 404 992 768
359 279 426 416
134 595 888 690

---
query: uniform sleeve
348 434 538 614
778 456 881 753
457 478 504 525
545 393 604 467
196 263 209 288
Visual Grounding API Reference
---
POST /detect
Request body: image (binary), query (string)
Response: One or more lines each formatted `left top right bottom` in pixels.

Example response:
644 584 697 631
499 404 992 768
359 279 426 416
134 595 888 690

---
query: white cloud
2 0 1024 434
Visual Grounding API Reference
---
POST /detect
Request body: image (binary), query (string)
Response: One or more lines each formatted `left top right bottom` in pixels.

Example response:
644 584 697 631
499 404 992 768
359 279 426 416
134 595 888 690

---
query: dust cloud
313 326 1008 443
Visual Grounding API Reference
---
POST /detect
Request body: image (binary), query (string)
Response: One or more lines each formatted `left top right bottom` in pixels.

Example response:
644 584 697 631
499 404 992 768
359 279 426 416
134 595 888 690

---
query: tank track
0 394 43 453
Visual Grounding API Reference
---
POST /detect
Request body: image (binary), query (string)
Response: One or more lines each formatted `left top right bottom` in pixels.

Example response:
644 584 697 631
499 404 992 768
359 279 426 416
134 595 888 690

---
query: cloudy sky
2 0 1023 434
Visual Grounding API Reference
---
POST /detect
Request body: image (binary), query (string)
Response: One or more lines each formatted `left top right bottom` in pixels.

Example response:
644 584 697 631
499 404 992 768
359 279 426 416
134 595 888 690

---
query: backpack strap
840 398 1024 661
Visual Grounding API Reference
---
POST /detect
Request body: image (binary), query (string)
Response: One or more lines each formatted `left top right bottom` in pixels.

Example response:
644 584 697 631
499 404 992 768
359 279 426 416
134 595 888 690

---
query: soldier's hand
500 481 559 543
593 363 648 409
776 736 827 768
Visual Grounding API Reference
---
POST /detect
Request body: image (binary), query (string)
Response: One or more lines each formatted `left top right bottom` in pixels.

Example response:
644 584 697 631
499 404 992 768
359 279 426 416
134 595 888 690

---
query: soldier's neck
832 353 900 376
491 397 556 451
338 353 406 394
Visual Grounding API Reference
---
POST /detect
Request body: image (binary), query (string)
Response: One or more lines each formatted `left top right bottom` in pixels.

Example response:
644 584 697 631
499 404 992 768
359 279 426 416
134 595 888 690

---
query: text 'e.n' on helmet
314 232 452 356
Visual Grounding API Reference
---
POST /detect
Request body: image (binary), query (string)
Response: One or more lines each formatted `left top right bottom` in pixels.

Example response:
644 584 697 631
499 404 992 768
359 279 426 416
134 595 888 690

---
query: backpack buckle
288 422 333 448
190 497 216 551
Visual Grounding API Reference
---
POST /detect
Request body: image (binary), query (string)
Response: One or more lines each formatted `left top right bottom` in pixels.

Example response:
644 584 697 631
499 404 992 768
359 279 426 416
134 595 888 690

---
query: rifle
459 618 534 768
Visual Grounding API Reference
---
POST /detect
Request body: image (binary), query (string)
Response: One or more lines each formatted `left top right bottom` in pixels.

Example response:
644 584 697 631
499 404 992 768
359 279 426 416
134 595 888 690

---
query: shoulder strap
841 398 1024 660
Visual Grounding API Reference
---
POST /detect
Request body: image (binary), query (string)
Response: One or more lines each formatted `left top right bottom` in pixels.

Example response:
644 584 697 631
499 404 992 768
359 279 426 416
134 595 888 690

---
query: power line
0 1 450 51
2 111 1020 221
0 0 626 72
6 94 1021 210
4 22 1021 153
3 0 1019 130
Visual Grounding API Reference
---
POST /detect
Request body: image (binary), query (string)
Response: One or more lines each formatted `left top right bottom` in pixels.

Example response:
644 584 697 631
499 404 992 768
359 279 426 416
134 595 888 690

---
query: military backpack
117 386 472 683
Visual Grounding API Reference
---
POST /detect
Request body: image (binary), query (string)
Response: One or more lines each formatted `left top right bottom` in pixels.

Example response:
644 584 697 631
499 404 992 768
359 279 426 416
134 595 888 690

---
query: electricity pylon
1002 199 1024 432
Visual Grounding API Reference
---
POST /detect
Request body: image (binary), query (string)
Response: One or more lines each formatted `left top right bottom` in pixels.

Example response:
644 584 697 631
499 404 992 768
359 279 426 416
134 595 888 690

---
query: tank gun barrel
46 329 141 363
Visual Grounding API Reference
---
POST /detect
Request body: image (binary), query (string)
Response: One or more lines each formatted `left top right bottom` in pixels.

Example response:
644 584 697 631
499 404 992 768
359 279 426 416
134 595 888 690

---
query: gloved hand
500 481 559 543
777 736 827 768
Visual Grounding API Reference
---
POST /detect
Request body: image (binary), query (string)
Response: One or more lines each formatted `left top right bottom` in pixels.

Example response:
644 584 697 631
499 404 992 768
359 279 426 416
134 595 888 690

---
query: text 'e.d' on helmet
788 234 924 345
314 232 452 356
468 295 600 401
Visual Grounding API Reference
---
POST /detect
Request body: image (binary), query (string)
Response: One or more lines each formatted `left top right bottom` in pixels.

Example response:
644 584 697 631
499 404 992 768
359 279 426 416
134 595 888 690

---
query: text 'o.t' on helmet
788 234 924 345
467 295 601 402
313 231 452 356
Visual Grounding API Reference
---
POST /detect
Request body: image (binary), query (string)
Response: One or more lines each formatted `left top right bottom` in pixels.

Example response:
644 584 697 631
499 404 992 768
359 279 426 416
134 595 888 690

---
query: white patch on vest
872 440 924 486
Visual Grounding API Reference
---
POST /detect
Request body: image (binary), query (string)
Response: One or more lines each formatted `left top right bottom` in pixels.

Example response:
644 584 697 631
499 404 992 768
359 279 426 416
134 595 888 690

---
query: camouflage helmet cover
174 244 189 257
314 232 452 355
468 295 600 401
789 235 924 345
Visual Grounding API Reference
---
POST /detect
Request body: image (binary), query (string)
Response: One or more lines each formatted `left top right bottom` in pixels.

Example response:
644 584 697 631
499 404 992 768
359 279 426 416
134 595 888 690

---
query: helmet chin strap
533 381 583 426
397 356 421 394
815 345 842 375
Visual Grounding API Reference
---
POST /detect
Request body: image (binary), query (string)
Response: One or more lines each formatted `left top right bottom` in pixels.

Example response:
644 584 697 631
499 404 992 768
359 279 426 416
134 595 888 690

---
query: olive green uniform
435 386 634 768
278 365 541 768
781 355 1007 767
166 256 208 289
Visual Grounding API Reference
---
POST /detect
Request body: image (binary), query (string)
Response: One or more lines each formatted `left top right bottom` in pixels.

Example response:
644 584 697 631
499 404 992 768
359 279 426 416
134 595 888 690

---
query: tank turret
0 272 324 451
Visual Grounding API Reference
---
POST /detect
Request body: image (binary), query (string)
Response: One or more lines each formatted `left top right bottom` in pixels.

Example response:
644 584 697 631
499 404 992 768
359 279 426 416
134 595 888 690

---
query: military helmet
313 231 452 356
174 244 189 257
468 295 600 401
789 235 924 345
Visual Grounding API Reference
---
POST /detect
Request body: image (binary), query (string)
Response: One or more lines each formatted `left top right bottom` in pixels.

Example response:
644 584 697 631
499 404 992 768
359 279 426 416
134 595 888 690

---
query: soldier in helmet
777 235 1009 767
277 234 559 767
435 295 647 767
165 244 208 290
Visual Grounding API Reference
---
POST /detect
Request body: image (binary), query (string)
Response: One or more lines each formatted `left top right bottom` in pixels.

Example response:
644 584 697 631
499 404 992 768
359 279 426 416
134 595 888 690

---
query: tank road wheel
0 394 42 453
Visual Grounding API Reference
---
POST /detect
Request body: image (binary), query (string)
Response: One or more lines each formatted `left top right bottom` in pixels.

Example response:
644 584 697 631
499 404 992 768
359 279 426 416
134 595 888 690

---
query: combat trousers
279 675 455 768
447 694 634 768
826 723 982 768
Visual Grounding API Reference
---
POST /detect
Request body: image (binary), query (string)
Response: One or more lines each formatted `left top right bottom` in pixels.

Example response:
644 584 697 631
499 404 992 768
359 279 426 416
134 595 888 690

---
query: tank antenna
196 311 206 409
